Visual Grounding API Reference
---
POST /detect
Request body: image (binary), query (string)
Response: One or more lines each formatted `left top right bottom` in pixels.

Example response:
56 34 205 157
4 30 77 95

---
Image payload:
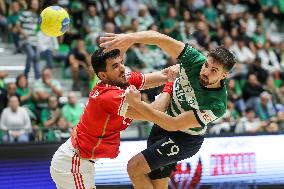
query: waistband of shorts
66 139 97 163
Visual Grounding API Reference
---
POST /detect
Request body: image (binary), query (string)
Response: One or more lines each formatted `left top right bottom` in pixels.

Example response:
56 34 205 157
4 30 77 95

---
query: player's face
104 56 128 87
199 56 228 87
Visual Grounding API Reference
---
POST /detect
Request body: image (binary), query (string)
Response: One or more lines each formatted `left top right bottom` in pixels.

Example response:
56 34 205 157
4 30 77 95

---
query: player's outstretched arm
125 80 174 120
142 64 179 90
125 88 202 131
125 91 171 121
100 31 185 59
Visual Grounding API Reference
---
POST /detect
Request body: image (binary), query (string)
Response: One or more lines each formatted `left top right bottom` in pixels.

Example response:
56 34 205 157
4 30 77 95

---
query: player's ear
98 72 107 80
221 72 229 80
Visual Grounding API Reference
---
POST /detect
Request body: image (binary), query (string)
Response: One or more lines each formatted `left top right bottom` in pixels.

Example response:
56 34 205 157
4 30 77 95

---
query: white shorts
50 138 96 189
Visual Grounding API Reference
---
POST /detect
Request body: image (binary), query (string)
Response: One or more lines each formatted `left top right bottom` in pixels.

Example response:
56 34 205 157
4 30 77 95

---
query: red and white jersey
71 72 145 159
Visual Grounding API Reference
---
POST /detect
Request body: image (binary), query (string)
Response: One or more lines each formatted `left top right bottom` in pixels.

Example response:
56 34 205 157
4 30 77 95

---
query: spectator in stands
227 79 245 115
280 42 284 68
40 95 61 129
0 0 8 43
0 82 20 114
7 1 22 54
240 11 257 37
179 9 195 44
264 76 282 106
248 57 268 83
252 25 266 49
257 41 282 74
277 111 284 132
65 38 91 91
211 27 226 48
0 96 31 143
61 91 84 127
18 0 27 10
202 0 218 28
33 67 63 109
83 4 102 45
126 18 139 33
255 91 277 122
235 107 267 134
231 35 255 65
137 4 154 31
277 83 284 105
209 99 240 135
121 0 140 18
103 8 117 26
101 21 116 35
37 30 59 69
53 117 72 141
16 74 36 120
223 35 233 49
115 6 131 32
17 0 40 79
0 70 8 89
125 45 146 72
163 6 181 41
223 13 240 33
242 73 264 108
193 21 211 51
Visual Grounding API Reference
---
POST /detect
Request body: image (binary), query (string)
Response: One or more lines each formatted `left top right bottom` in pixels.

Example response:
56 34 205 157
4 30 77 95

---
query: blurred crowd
0 0 283 143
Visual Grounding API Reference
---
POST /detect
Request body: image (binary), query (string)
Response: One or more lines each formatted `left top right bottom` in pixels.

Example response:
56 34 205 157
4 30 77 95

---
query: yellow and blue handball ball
39 5 70 37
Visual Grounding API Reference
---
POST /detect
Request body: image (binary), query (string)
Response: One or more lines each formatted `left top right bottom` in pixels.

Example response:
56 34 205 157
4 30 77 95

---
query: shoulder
18 107 28 113
2 108 10 114
178 44 205 60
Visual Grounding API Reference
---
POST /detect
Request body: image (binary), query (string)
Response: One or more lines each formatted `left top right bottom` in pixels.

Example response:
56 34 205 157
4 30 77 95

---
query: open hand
99 33 134 55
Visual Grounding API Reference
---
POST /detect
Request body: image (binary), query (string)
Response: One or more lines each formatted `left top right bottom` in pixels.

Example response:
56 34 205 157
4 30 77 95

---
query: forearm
143 70 167 89
129 30 185 59
125 93 170 120
20 93 31 102
50 85 63 97
150 92 171 112
43 119 56 128
133 101 178 131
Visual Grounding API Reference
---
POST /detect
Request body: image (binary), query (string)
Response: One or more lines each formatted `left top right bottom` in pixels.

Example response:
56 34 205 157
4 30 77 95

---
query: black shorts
141 125 204 180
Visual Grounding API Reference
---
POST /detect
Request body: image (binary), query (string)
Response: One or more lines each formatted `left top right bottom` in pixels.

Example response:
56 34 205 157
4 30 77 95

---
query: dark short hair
91 48 120 77
245 107 254 113
208 46 236 71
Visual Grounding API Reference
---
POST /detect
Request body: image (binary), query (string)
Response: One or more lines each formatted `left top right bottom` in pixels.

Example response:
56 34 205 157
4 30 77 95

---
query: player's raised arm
100 31 185 59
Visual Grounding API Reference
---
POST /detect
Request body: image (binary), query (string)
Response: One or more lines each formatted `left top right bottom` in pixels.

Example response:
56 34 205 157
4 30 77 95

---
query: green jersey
167 44 227 135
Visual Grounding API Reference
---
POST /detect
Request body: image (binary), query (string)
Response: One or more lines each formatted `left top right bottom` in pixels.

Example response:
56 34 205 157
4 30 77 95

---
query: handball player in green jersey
100 30 236 189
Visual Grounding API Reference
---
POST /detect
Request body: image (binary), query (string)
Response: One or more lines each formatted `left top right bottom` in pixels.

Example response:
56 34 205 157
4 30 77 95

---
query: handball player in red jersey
50 47 178 189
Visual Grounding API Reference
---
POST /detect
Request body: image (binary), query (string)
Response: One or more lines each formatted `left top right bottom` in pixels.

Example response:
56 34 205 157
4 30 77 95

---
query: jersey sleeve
193 107 225 127
101 89 129 117
126 72 145 90
177 44 206 69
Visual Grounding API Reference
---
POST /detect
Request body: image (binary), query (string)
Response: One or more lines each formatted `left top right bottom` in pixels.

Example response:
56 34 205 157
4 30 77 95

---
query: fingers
99 41 116 52
99 36 116 43
104 33 117 37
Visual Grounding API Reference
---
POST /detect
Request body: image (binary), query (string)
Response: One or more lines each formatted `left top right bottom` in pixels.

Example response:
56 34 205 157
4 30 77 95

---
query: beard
108 78 129 88
199 75 219 87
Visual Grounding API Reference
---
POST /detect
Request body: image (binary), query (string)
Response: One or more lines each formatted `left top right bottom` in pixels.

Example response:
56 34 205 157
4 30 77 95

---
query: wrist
162 82 174 95
129 33 137 44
